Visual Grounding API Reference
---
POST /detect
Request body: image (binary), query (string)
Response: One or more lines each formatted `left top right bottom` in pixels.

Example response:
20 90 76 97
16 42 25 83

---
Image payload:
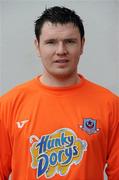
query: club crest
80 118 100 135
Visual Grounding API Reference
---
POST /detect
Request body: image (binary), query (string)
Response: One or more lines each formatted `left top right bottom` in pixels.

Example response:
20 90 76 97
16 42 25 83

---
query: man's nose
56 42 68 55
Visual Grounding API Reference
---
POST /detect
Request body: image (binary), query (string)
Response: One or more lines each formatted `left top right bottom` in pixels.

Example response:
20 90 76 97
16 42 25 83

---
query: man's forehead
42 21 77 29
40 21 80 36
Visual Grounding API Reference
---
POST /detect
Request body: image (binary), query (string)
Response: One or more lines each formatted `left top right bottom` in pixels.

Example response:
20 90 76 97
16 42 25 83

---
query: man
0 6 119 180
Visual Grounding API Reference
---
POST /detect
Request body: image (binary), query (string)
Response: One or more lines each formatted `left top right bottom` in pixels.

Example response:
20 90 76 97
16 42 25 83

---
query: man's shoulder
84 77 118 101
0 78 37 103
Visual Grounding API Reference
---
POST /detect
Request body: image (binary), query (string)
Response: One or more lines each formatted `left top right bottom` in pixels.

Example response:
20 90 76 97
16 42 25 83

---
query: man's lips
54 59 69 63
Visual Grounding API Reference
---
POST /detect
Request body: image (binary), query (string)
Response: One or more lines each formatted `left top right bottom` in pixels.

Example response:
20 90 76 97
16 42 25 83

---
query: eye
65 39 76 44
45 39 56 44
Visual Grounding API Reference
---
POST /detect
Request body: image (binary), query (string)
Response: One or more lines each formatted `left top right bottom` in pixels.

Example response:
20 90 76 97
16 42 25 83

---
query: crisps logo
29 128 87 179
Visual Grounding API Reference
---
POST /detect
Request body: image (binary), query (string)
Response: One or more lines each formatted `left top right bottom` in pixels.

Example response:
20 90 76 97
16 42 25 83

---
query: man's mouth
54 59 69 63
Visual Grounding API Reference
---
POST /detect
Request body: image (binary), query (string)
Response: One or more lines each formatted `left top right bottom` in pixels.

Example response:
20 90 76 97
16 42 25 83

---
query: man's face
35 22 85 79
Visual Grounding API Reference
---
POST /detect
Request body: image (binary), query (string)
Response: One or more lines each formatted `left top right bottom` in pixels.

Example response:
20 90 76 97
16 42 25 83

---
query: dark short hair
35 6 85 42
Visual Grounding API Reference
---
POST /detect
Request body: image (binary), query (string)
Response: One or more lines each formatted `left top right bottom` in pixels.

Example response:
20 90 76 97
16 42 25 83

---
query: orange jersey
0 75 119 180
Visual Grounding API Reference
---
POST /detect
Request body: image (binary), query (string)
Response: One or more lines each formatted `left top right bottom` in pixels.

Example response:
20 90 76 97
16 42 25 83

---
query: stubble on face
35 22 85 86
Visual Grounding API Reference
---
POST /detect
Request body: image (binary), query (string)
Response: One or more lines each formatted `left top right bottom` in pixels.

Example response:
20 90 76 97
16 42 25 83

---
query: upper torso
0 75 118 180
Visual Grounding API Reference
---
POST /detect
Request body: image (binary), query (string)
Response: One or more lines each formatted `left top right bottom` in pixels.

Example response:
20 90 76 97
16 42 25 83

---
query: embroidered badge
29 128 87 179
80 118 100 135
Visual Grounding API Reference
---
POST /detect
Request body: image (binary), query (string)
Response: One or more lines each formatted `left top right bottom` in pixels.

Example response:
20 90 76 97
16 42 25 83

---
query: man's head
34 6 85 85
35 6 84 42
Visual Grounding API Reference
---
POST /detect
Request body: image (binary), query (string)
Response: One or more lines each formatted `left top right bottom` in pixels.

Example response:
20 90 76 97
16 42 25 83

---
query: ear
80 37 85 55
34 39 41 57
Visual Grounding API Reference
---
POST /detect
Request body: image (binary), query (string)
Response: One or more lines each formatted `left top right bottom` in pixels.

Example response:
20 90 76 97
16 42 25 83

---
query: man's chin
49 71 77 79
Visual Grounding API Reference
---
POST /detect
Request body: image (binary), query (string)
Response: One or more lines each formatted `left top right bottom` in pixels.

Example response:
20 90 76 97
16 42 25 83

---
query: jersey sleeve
0 98 12 179
105 95 119 180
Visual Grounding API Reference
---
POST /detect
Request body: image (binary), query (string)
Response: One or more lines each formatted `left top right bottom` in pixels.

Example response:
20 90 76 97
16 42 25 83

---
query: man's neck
39 73 80 87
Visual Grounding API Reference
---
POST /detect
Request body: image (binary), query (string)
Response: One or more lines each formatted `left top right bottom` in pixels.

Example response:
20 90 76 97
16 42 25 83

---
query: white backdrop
0 0 119 96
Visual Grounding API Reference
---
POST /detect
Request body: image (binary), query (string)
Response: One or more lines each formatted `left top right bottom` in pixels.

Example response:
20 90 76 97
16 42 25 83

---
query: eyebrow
44 37 78 42
64 38 78 41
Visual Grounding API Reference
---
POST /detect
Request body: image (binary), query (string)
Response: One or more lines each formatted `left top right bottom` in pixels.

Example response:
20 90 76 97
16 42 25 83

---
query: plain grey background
0 0 119 179
0 0 119 96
